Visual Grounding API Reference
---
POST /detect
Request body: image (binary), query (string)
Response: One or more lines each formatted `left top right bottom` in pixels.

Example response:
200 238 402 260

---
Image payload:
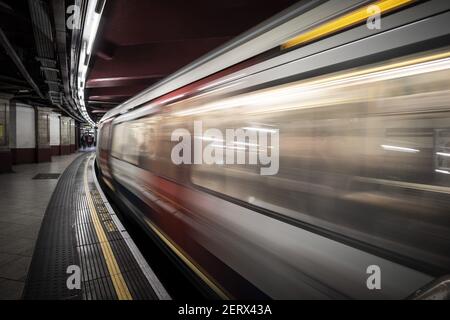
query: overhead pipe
0 27 44 99
28 0 84 122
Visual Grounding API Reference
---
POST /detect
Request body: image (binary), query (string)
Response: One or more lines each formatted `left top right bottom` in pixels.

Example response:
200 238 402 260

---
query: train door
97 118 114 189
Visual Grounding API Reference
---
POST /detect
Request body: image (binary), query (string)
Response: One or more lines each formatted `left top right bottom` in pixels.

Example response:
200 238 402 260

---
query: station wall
0 96 11 173
0 95 80 172
60 116 71 155
11 103 37 164
16 104 36 149
50 112 61 155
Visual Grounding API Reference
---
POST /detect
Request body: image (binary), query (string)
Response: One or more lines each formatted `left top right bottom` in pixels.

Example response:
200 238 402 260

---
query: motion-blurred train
96 0 450 299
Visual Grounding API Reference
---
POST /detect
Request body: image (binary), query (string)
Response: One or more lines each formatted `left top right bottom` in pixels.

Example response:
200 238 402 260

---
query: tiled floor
0 152 84 299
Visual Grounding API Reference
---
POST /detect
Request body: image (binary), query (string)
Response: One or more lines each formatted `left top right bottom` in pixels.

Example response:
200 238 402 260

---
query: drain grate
32 173 61 180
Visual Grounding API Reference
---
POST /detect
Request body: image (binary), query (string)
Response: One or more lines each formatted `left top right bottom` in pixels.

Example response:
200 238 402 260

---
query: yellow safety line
144 218 231 300
282 0 414 49
83 155 132 300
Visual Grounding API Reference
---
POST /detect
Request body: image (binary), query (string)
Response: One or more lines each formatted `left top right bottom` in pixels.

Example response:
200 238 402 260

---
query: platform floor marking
91 155 171 300
83 155 132 300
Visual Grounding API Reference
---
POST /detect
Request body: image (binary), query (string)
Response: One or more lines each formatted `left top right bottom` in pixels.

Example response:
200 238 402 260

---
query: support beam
40 66 60 73
45 80 62 86
36 57 57 65
0 75 28 85
87 100 119 105
0 1 13 14
51 0 76 109
90 109 108 114
0 27 44 99
0 82 30 90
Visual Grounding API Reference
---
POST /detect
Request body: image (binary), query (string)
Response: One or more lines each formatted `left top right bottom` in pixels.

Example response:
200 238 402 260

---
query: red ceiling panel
86 0 298 120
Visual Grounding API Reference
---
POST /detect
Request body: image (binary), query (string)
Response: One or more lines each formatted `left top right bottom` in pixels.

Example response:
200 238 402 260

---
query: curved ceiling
86 0 298 122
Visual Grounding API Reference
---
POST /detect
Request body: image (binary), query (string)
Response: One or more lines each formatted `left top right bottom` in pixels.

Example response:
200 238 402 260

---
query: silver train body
97 0 450 299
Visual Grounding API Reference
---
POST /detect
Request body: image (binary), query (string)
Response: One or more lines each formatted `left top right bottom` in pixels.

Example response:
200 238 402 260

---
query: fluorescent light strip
243 127 278 133
197 137 260 147
76 0 105 126
436 152 450 157
196 136 223 142
381 145 419 153
233 141 259 147
435 169 450 175
211 144 247 151
86 14 101 55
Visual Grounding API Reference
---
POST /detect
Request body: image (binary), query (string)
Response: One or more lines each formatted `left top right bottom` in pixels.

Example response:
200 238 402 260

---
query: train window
111 119 159 170
111 123 126 159
435 129 450 172
99 121 111 151
134 120 157 171
124 122 156 167
121 124 139 166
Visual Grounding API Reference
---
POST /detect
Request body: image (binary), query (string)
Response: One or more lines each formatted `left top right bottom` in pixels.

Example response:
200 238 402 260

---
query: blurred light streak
281 0 414 50
381 145 419 153
436 152 450 157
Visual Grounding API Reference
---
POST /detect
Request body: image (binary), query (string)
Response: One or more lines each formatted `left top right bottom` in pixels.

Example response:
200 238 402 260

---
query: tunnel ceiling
0 1 45 102
86 0 298 122
0 0 83 120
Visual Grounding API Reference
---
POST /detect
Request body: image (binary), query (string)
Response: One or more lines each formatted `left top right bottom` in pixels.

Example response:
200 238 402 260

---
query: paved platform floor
22 153 168 300
0 151 86 299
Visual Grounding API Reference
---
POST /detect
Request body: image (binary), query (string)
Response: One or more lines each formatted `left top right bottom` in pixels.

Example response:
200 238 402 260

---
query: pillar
69 118 75 153
50 112 61 156
10 102 36 164
35 107 52 163
0 94 12 173
60 116 71 155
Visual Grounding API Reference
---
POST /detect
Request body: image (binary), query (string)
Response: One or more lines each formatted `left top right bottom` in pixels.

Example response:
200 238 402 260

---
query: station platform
1 151 170 300
0 152 83 299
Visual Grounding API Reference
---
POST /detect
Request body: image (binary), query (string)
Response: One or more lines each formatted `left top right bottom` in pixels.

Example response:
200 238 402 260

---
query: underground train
96 0 450 299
